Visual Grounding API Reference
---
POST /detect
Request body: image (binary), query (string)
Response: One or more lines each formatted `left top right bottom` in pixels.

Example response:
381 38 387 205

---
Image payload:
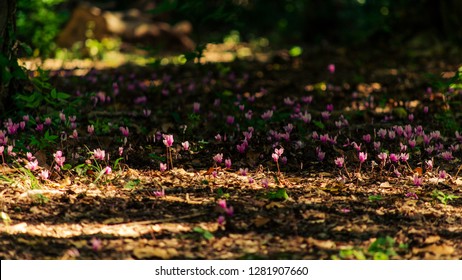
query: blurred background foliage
16 0 462 58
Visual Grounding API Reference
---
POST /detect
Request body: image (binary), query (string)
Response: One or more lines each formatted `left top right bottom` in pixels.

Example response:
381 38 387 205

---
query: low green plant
333 248 366 260
368 236 397 260
432 190 460 205
267 188 289 201
123 179 141 190
29 130 59 151
193 226 214 241
368 195 383 202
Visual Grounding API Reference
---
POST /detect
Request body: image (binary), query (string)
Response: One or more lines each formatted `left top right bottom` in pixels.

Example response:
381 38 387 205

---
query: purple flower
441 151 453 161
226 116 235 125
217 215 225 225
326 104 334 112
239 168 248 176
119 126 129 137
261 110 273 120
35 124 44 132
362 134 371 143
377 128 387 139
439 170 447 179
405 192 419 199
413 175 423 186
159 163 167 172
193 102 200 113
321 111 330 120
236 142 246 153
316 147 325 161
389 153 399 163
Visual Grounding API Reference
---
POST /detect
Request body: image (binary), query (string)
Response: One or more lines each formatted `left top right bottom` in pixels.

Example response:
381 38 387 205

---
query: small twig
113 211 207 226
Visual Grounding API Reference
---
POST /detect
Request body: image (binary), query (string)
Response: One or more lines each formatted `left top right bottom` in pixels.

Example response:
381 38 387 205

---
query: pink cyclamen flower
236 143 246 153
226 116 235 125
182 141 190 151
328 64 335 74
399 153 409 162
359 152 367 164
261 178 269 188
274 147 284 157
272 153 279 162
261 110 273 120
326 104 334 112
405 192 419 200
413 175 423 186
35 124 44 132
39 170 49 180
25 160 38 171
321 111 330 120
389 153 399 163
159 163 167 172
53 151 65 167
26 152 35 161
334 156 344 168
225 158 232 169
87 125 95 135
217 215 225 225
104 166 112 174
93 149 106 161
193 102 200 113
90 237 103 252
162 134 174 147
441 151 453 161
425 159 433 170
119 126 129 137
213 153 223 164
362 134 371 143
378 152 387 162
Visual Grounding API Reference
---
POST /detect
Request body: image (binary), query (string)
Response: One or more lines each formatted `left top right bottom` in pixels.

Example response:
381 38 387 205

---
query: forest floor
1 43 462 259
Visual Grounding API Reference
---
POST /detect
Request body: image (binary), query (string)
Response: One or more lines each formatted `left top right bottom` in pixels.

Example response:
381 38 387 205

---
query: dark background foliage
16 0 462 57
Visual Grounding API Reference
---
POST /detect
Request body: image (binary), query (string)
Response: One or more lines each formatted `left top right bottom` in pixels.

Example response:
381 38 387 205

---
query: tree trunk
0 0 17 113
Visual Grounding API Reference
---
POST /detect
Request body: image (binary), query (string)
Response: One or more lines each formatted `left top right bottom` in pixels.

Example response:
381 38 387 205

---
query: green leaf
313 120 325 130
193 226 214 240
267 188 289 201
124 179 141 189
